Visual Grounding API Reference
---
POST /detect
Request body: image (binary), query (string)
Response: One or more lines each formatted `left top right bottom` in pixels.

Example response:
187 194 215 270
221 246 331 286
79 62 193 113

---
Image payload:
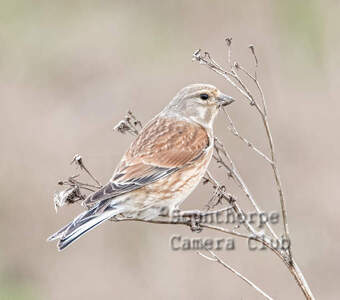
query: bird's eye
200 93 209 100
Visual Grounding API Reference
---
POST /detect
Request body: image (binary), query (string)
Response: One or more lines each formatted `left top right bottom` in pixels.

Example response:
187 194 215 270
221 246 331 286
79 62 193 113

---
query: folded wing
84 117 210 206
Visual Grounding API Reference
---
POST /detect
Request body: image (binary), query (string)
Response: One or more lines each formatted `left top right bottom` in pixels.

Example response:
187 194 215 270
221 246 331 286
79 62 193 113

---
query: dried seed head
225 37 232 46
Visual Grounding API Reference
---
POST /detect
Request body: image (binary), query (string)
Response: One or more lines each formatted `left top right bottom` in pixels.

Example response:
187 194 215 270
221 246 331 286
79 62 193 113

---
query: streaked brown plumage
48 83 234 250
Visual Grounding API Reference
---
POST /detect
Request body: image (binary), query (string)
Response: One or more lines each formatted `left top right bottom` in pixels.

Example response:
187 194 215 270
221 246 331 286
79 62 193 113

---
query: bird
48 83 234 250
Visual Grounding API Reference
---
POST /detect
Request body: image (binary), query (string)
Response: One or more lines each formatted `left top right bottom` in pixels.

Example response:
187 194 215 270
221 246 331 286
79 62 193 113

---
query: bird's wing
84 117 210 205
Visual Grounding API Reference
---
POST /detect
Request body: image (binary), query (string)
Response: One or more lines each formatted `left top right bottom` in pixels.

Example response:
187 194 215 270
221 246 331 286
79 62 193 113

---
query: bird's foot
190 214 203 233
176 209 203 233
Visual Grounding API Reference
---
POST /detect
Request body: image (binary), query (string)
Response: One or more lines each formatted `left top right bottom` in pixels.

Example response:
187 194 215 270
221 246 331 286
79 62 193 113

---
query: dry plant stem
194 48 291 257
262 110 291 254
193 50 251 103
118 218 279 256
203 170 236 209
71 155 102 188
113 110 143 136
289 259 315 300
121 216 303 294
204 223 314 300
193 53 280 240
203 171 258 236
225 37 232 67
81 164 102 187
203 169 287 271
118 217 247 240
121 218 313 300
117 215 289 286
177 206 233 218
197 249 273 300
249 44 258 80
213 138 279 240
65 176 102 192
193 44 314 299
222 108 273 165
235 60 291 257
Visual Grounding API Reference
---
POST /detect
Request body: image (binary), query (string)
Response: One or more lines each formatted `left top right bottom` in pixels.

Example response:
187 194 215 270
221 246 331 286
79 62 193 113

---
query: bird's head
163 83 234 128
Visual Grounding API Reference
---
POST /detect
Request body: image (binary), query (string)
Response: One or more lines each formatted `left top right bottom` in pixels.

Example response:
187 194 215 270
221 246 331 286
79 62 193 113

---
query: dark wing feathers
85 166 179 205
47 199 110 242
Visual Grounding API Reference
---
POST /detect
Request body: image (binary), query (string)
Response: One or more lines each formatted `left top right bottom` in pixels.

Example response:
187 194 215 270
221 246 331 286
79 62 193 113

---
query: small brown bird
48 83 234 250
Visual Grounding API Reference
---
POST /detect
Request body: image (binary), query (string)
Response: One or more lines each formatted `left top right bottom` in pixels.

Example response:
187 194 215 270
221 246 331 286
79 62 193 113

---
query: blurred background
1 0 339 299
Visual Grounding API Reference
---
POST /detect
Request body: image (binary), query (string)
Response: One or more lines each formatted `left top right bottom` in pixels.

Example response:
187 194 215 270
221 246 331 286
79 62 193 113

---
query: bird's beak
216 92 235 106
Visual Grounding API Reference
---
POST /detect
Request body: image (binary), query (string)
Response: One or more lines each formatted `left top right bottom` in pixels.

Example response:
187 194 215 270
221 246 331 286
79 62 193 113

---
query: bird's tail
47 201 124 251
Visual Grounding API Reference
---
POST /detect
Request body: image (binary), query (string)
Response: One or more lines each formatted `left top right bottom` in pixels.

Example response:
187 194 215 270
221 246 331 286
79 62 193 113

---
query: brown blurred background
1 0 339 299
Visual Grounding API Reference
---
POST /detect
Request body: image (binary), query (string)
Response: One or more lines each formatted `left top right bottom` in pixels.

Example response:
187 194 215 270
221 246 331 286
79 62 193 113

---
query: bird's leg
190 213 203 233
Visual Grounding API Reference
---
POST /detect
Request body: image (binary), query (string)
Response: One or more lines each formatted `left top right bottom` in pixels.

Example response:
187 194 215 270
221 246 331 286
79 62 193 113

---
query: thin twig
249 44 258 80
118 217 313 299
203 170 236 209
197 249 274 300
202 169 259 236
222 107 274 164
225 37 232 67
71 154 102 187
234 55 291 258
193 50 253 104
116 217 280 255
194 47 290 254
116 218 286 264
213 137 279 240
